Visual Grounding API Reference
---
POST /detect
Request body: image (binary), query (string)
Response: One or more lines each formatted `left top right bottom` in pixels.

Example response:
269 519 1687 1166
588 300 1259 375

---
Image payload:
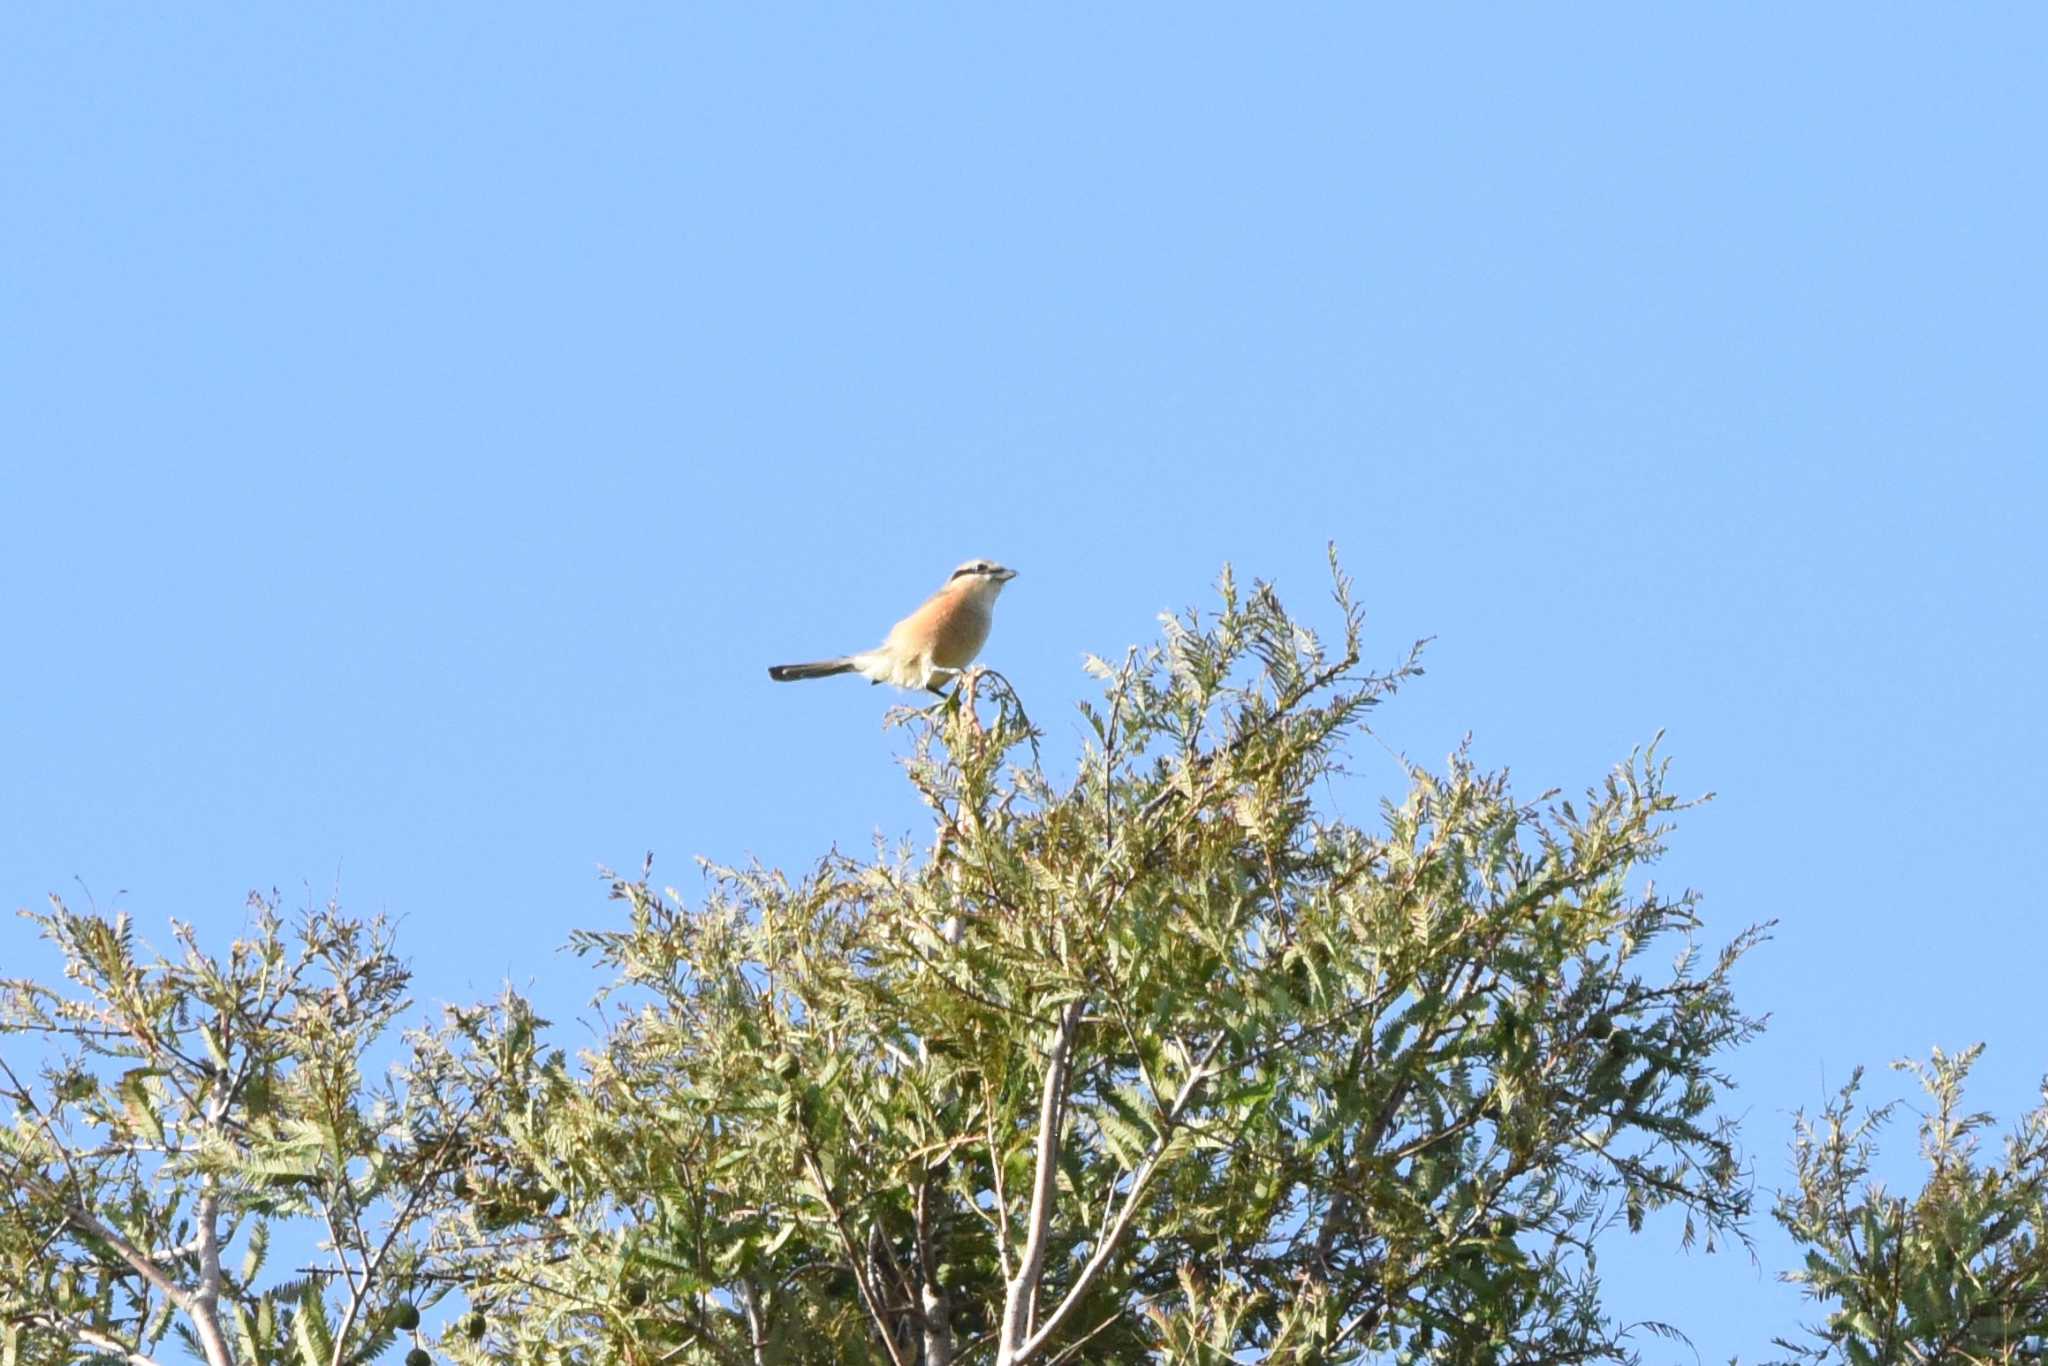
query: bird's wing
884 585 949 646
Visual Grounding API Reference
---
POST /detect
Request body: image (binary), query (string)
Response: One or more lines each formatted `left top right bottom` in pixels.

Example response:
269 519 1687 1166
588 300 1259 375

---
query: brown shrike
769 558 1018 694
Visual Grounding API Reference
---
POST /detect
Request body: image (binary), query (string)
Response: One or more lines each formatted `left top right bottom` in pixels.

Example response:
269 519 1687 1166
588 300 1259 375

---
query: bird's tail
768 658 858 682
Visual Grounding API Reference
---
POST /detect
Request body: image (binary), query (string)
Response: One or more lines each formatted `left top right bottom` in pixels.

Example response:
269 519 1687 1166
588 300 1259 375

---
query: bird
769 558 1018 694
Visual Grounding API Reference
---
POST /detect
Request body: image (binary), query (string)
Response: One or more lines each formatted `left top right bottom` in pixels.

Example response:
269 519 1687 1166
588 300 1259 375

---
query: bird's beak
996 567 1018 582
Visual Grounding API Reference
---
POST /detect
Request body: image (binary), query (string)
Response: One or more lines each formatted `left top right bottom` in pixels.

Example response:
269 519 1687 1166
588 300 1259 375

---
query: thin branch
25 1314 168 1366
998 999 1086 1361
327 1094 480 1365
188 1186 232 1366
1012 1032 1226 1364
797 1142 909 1366
983 1076 1016 1285
58 1201 189 1309
740 1278 769 1366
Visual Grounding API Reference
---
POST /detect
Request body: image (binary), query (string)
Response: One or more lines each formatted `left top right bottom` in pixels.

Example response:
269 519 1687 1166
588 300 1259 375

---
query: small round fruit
464 1312 486 1340
405 1351 431 1366
391 1303 421 1331
1586 1012 1615 1041
624 1281 648 1308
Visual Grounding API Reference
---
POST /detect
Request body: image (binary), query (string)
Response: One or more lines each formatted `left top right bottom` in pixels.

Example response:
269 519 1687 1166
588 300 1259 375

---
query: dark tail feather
768 658 857 682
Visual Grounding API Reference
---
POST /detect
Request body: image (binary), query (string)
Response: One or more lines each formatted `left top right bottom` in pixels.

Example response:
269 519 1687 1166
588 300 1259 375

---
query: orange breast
930 604 991 669
892 591 992 670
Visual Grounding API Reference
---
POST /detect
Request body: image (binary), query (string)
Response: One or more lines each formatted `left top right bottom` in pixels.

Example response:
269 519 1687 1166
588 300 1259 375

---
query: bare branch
1012 1033 1226 1364
997 999 1086 1362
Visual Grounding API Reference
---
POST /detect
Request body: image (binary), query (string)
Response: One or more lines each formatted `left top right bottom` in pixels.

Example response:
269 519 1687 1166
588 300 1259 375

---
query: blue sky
3 6 2044 1359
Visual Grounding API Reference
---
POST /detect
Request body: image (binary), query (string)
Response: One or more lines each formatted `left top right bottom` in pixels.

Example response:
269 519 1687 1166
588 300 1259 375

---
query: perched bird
769 558 1018 694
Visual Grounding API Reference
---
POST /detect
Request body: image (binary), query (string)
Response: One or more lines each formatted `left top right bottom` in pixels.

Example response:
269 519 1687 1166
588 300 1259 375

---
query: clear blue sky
4 7 2043 1359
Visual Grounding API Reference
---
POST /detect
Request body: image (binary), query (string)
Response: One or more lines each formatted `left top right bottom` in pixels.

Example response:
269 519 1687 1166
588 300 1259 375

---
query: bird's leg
915 671 958 718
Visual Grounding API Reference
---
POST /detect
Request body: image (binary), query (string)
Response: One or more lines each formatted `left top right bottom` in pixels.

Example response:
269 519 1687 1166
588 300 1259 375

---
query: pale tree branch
982 1077 1016 1285
319 1195 369 1354
915 1171 955 1366
997 998 1086 1365
1012 1031 1226 1365
187 1185 235 1366
15 1187 233 1366
740 1277 769 1366
59 1201 190 1313
23 1312 169 1366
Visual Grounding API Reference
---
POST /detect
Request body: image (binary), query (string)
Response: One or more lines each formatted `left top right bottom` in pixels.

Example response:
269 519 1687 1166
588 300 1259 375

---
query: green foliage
47 558 2022 1363
429 556 1765 1364
0 899 469 1365
1771 1046 2048 1365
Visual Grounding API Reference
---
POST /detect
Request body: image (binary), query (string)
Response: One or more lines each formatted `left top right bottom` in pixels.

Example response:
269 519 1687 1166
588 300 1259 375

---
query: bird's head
947 558 1018 597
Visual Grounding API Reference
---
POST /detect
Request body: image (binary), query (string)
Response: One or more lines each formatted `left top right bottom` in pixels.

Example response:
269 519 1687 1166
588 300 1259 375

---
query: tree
433 555 1767 1364
0 898 474 1366
1771 1046 2048 1364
